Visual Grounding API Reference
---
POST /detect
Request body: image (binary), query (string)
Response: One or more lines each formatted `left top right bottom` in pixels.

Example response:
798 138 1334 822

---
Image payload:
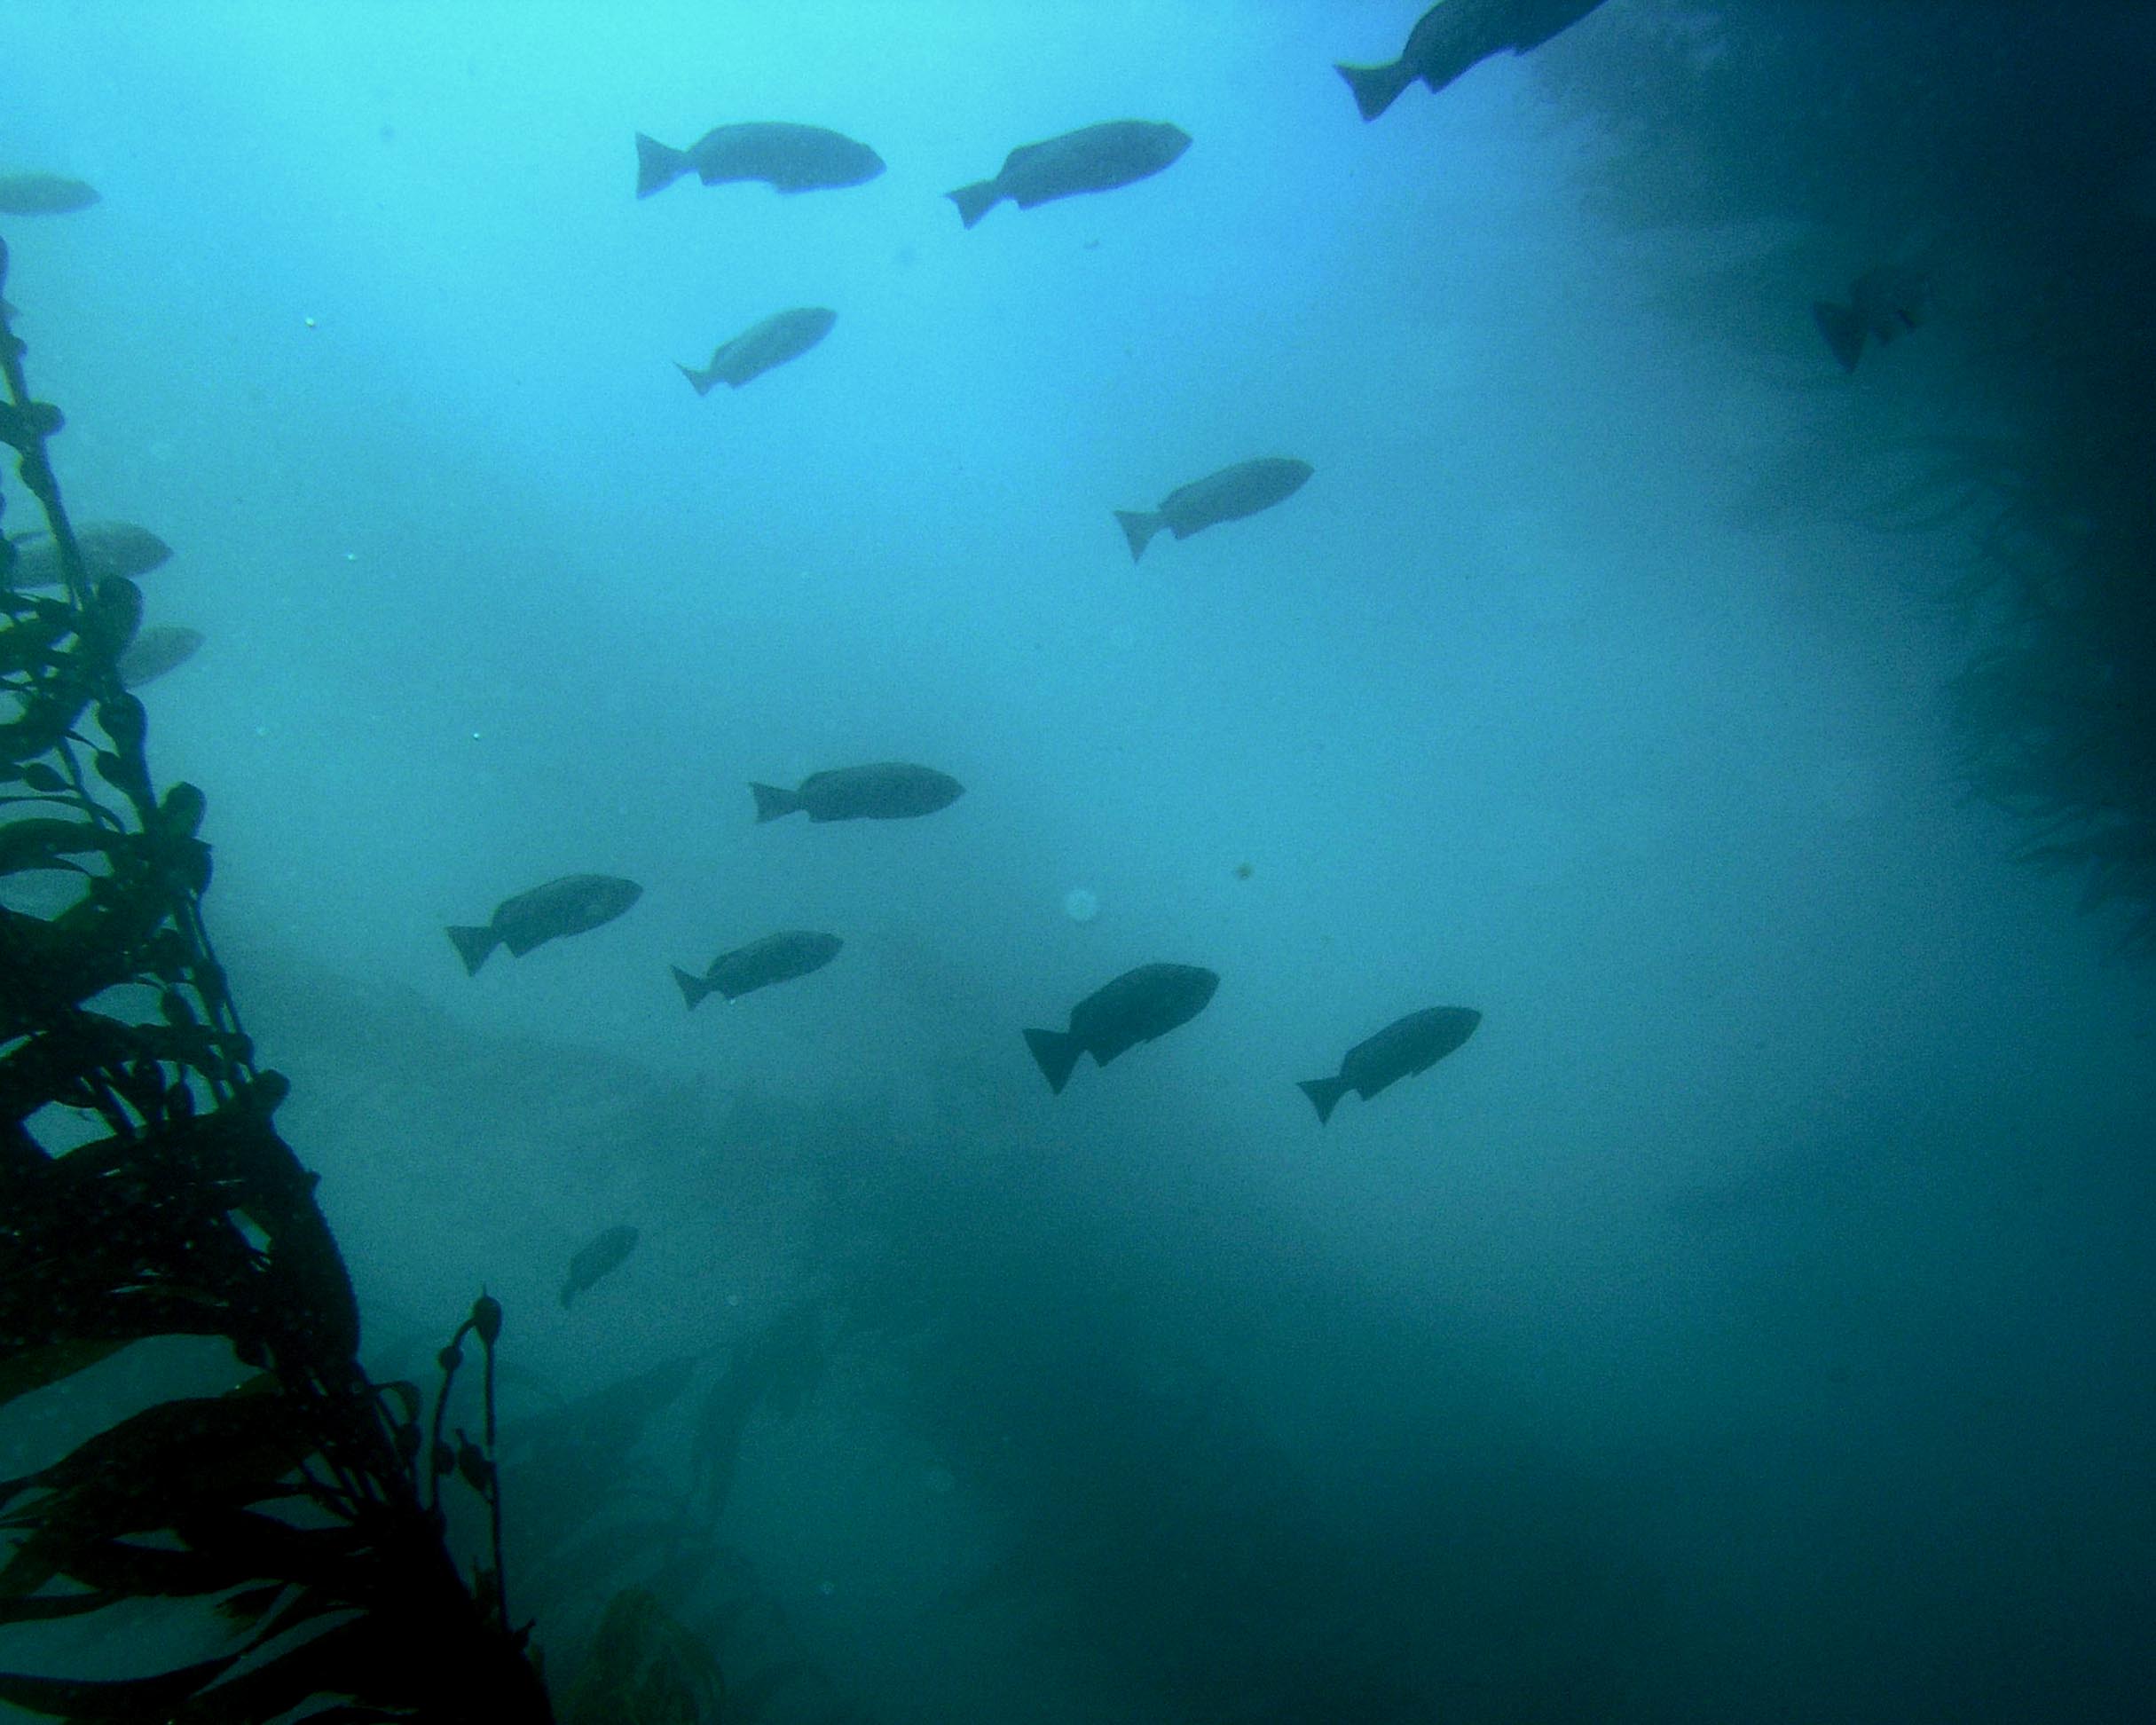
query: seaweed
0 235 553 1720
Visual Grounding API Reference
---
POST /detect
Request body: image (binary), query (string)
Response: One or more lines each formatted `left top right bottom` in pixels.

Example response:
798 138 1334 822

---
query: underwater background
3 3 2152 1721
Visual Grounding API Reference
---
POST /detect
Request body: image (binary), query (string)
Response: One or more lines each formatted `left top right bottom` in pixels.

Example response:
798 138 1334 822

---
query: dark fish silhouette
5 520 171 591
1336 1 1606 122
635 123 885 198
946 120 1192 229
1023 962 1219 1094
1298 1006 1482 1125
750 762 964 823
672 931 843 1010
0 173 100 215
1114 457 1313 562
561 1224 639 1309
1812 264 1930 373
677 307 836 395
116 625 204 689
445 874 642 975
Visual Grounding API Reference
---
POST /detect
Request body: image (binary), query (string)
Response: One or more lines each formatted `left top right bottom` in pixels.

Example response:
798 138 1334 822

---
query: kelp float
0 236 553 1720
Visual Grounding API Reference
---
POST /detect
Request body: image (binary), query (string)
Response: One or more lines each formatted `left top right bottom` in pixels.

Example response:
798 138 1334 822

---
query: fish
115 625 204 689
945 120 1192 229
1812 264 1930 373
750 762 964 823
1022 962 1219 1094
4 520 172 591
1297 1006 1482 1125
634 123 885 198
0 173 100 216
1336 1 1607 122
676 307 836 395
1114 458 1313 562
445 873 642 975
672 931 843 1010
560 1224 639 1309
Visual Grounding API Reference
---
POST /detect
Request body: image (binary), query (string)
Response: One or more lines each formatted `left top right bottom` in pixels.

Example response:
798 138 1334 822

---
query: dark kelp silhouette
0 236 553 1721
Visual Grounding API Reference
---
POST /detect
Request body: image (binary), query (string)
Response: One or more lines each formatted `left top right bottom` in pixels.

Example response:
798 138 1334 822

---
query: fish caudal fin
634 132 690 198
1812 300 1867 374
1297 1075 1350 1125
945 180 1002 229
1335 58 1417 122
750 782 799 823
671 965 715 1011
1114 510 1164 563
559 1280 577 1310
445 924 499 977
1023 1027 1084 1095
676 360 720 397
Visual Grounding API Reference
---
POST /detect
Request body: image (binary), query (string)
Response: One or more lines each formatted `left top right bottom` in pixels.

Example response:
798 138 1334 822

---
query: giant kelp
0 236 552 1721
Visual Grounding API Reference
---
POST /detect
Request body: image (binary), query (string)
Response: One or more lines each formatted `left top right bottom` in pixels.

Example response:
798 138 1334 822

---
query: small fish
445 873 641 975
0 173 100 216
1298 1005 1482 1125
750 762 964 823
561 1224 640 1309
946 121 1192 229
635 123 885 198
116 625 204 689
1812 264 1930 373
677 307 836 395
1023 962 1220 1094
1114 458 1313 562
4 520 172 591
672 930 843 1010
1336 1 1607 122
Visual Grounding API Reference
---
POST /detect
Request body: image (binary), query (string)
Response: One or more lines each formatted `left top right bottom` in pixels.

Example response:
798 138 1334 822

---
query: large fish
4 520 171 591
0 173 100 216
1812 264 1930 374
116 625 204 689
1298 1005 1481 1125
635 123 885 198
676 307 835 395
945 120 1192 229
672 930 843 1010
1336 1 1606 122
445 873 641 975
750 762 964 823
1114 457 1313 563
561 1224 639 1309
1023 962 1219 1094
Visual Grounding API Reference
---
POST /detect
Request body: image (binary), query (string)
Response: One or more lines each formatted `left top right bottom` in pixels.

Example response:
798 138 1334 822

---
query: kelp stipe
0 237 552 1721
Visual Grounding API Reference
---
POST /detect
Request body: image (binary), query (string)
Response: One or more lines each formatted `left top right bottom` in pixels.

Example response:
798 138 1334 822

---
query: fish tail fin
559 1280 576 1310
635 132 690 198
945 179 1002 229
676 359 719 397
1114 510 1163 563
1335 59 1417 122
750 782 799 823
445 925 499 977
1297 1075 1349 1125
1812 300 1867 373
1023 1027 1083 1095
671 965 715 1011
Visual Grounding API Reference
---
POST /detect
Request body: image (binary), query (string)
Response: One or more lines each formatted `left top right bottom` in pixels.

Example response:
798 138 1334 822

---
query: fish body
1337 0 1606 122
1298 1005 1481 1125
678 307 836 395
561 1224 639 1309
445 873 642 975
1812 264 1930 373
946 120 1192 229
116 625 204 689
750 762 964 823
0 173 100 215
5 520 172 591
1023 962 1219 1094
635 123 885 198
673 930 843 1010
1114 457 1313 562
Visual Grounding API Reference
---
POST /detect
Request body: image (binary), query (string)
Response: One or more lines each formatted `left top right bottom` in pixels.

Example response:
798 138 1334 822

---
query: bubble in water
1063 887 1099 923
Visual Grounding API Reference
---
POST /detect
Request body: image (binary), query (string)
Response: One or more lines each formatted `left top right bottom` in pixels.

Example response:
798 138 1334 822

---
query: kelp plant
0 237 552 1719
